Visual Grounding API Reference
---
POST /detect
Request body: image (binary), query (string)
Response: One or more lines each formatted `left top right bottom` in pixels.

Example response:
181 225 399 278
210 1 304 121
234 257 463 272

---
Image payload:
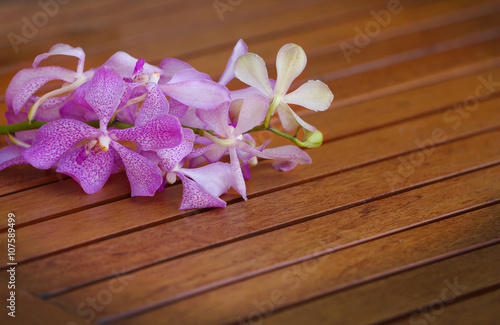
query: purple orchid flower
195 94 270 200
132 75 232 209
21 66 183 196
6 44 94 122
156 128 232 209
0 145 28 172
158 58 231 110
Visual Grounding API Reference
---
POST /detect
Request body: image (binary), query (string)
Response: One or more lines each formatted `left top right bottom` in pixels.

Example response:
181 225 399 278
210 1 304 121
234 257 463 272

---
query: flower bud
301 129 323 148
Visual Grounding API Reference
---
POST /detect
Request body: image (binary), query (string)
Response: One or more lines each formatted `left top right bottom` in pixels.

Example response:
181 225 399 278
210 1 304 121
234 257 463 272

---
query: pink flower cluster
0 41 333 209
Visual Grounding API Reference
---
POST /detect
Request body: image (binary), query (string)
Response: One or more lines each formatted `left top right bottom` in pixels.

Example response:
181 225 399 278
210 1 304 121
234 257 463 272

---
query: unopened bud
301 129 323 148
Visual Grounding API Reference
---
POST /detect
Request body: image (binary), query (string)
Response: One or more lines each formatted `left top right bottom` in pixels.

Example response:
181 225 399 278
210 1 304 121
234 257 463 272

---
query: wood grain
0 0 498 324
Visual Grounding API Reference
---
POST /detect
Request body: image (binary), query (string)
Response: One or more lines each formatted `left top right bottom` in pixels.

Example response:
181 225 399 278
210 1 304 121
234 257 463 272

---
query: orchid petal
176 173 226 209
284 80 333 112
33 44 86 75
110 142 163 196
57 146 114 194
85 66 125 128
135 83 170 126
219 39 248 86
180 162 232 197
6 66 77 112
234 94 269 135
159 79 230 110
22 119 97 169
168 68 211 83
274 44 307 97
104 51 162 79
74 81 93 111
157 128 195 171
234 53 273 98
116 105 138 125
229 146 247 200
111 115 182 150
178 107 206 129
186 144 210 158
59 101 89 121
159 58 193 82
168 98 189 118
28 93 73 121
262 145 312 165
196 102 230 137
276 102 316 132
12 75 63 114
203 143 227 163
0 146 27 171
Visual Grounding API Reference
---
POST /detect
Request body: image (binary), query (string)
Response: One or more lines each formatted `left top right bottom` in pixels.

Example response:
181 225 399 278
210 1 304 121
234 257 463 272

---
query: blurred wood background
0 0 499 324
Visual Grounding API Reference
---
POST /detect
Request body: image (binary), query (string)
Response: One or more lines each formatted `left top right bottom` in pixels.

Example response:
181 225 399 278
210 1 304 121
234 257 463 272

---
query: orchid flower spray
0 41 334 210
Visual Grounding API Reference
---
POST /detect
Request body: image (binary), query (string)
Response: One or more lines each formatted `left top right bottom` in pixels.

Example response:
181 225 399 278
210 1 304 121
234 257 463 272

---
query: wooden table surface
1 0 499 324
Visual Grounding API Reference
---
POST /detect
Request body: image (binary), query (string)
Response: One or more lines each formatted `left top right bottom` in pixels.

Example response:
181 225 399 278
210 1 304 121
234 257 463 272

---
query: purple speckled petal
104 52 162 79
111 115 182 150
180 162 232 197
57 146 114 194
110 142 163 196
219 39 248 86
168 98 189 118
6 66 77 111
196 102 231 137
5 111 28 124
159 79 230 110
74 81 93 111
0 145 27 171
176 172 226 210
26 93 73 121
157 128 194 172
115 104 138 125
33 43 86 74
85 66 125 128
59 101 89 121
12 75 64 114
233 94 269 136
22 119 97 169
229 146 247 200
135 83 169 126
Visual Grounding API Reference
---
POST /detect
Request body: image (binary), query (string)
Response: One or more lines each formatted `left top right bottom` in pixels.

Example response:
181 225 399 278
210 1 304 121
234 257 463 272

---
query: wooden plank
19 159 500 298
0 281 91 325
261 242 500 325
41 127 500 315
384 286 500 325
190 0 500 78
74 204 500 324
0 0 378 75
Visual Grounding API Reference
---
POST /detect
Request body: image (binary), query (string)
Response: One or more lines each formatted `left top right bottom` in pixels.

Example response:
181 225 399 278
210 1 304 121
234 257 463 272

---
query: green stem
246 124 307 147
0 120 134 135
